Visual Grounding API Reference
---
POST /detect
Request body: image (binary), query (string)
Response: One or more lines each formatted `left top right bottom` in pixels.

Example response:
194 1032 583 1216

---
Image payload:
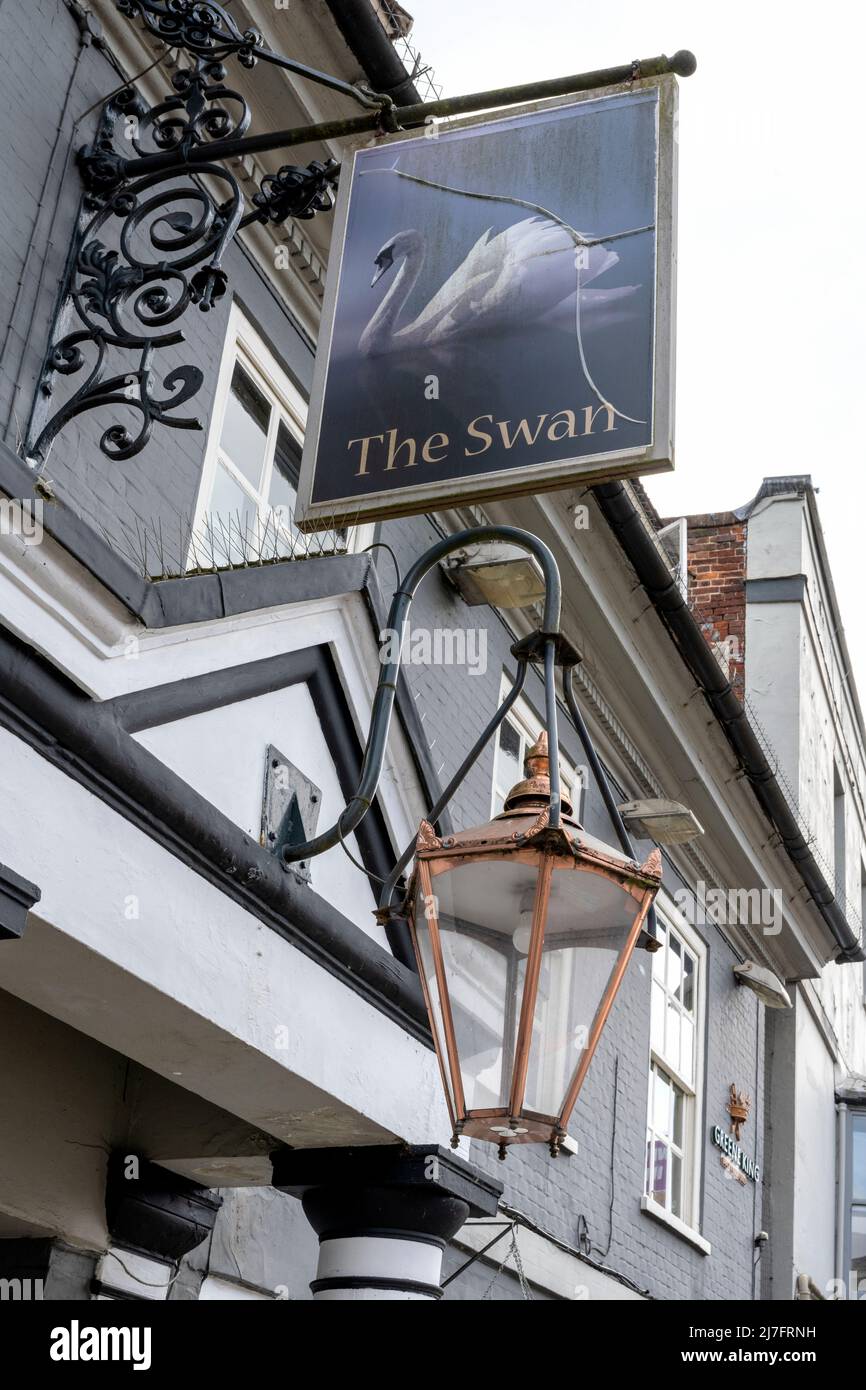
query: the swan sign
296 80 678 531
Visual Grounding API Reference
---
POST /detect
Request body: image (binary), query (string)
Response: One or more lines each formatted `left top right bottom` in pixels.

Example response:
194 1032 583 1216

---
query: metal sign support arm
103 50 697 183
281 524 562 867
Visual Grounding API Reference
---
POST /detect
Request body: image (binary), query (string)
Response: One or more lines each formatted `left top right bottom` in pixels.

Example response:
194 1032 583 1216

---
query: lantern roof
413 733 662 893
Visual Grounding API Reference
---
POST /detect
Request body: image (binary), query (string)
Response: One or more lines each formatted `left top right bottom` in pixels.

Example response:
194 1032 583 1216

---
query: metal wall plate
261 746 322 883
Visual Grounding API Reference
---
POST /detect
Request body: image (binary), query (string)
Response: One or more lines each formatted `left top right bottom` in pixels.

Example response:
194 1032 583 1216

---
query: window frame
190 303 373 563
843 1107 866 1299
860 859 866 1005
643 898 707 1239
491 674 585 821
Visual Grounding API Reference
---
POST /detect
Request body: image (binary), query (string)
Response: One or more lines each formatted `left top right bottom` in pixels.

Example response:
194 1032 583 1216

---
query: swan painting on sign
296 81 677 531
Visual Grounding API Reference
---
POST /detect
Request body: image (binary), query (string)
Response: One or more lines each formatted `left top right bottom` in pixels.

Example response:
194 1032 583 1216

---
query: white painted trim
645 893 708 1240
199 1275 274 1301
454 1219 645 1299
835 1101 848 1284
0 526 136 694
0 722 446 1149
313 1287 433 1300
640 1195 712 1255
95 1248 173 1300
189 301 251 556
800 978 841 1063
0 556 427 869
121 592 427 875
189 304 374 565
317 1236 442 1285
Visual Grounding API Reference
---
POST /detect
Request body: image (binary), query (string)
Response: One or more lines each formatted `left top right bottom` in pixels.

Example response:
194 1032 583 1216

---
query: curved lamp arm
281 525 561 866
563 665 658 944
377 658 530 914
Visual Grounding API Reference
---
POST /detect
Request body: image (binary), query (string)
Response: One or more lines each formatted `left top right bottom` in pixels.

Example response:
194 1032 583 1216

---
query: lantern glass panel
414 856 541 1111
521 862 640 1117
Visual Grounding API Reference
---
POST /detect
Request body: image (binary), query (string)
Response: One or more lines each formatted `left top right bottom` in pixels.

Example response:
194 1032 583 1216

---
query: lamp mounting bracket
510 631 583 668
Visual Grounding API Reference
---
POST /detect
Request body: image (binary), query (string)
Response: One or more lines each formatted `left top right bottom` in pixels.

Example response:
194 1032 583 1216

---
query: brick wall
686 513 747 697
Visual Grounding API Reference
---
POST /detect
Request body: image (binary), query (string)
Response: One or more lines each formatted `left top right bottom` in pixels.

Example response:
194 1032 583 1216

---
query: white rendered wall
748 491 866 1297
134 683 382 945
0 725 448 1155
793 999 838 1292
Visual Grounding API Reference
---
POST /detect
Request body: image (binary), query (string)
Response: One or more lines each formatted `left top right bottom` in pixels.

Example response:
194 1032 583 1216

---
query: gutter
0 622 430 1040
324 0 422 104
592 480 865 966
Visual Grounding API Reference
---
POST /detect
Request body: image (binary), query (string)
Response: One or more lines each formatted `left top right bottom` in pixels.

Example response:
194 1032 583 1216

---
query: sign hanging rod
114 50 696 180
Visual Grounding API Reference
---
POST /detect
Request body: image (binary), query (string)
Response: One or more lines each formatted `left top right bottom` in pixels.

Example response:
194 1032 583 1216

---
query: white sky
406 0 866 698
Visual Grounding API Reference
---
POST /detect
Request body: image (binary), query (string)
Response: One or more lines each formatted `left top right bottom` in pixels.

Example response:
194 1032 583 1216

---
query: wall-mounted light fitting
617 798 704 845
733 960 792 1010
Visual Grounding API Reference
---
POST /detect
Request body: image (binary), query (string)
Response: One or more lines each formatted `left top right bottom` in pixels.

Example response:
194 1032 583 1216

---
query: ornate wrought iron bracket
26 0 374 465
26 0 694 464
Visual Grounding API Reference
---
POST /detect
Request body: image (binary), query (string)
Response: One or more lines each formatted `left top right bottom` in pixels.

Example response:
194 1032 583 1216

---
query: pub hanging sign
296 78 678 531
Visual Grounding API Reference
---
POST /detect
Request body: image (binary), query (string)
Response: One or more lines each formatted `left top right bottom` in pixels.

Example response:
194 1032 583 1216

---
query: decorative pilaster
272 1144 502 1301
104 1153 223 1263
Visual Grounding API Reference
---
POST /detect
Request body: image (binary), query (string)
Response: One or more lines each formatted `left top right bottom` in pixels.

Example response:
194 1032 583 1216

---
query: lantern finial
524 732 549 779
502 729 573 819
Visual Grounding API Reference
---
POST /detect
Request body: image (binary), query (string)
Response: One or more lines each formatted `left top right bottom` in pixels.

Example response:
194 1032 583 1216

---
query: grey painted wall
0 0 314 556
372 514 765 1301
172 1188 320 1301
0 0 766 1302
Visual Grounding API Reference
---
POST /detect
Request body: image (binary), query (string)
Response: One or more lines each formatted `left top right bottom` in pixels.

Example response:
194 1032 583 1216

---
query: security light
617 798 704 845
733 961 792 1010
442 545 548 610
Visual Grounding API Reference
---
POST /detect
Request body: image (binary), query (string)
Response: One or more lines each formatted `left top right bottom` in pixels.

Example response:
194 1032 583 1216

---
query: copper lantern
407 733 662 1158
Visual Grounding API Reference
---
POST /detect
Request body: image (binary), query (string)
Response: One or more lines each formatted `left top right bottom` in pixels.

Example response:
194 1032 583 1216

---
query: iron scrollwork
250 160 340 225
115 0 264 67
27 1 348 465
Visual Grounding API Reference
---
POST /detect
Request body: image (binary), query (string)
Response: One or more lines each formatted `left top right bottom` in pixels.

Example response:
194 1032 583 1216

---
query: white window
491 676 585 819
644 908 705 1234
657 517 688 601
190 305 371 566
93 1246 174 1300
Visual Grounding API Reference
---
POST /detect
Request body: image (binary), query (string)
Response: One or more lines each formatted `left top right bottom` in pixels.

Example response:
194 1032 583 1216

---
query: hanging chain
481 1225 533 1300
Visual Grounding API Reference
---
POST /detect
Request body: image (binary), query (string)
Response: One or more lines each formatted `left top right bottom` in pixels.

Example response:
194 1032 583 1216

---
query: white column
271 1143 503 1303
312 1234 445 1301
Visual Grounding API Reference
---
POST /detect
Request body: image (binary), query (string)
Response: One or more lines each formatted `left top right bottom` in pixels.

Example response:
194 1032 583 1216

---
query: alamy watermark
0 498 43 545
50 1323 151 1370
0 1277 44 1300
380 621 487 676
674 880 783 935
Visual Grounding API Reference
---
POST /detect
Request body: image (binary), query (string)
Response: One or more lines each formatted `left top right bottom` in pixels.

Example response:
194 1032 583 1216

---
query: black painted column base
273 1144 502 1301
104 1153 222 1263
0 861 40 940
